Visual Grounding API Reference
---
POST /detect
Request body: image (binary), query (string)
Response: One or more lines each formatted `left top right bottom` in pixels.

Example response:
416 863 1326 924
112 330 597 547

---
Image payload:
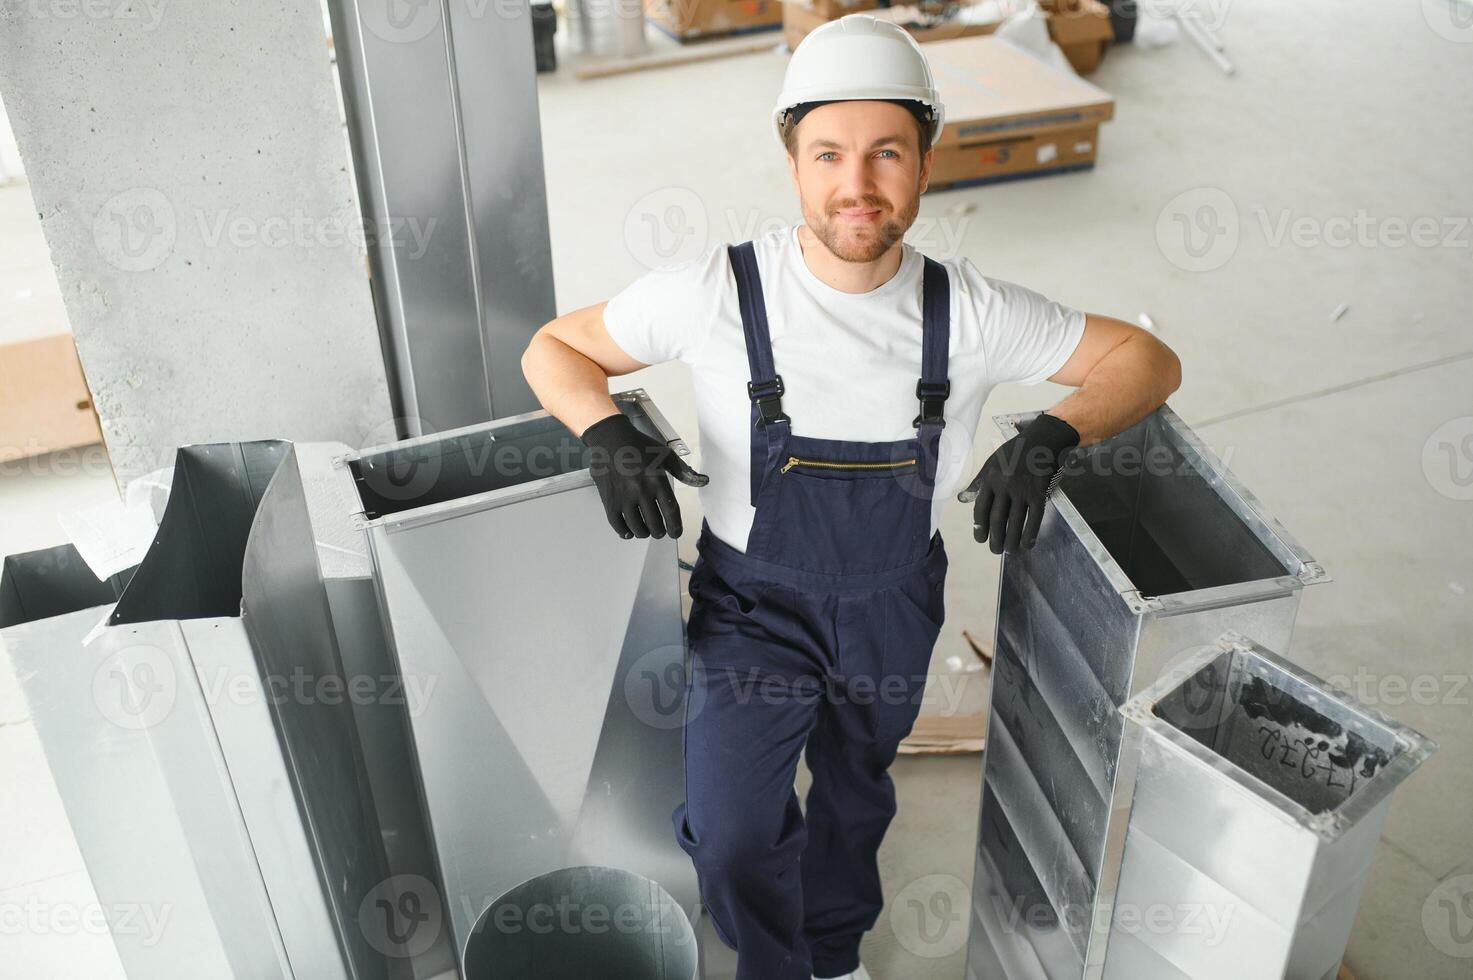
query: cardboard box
928 123 1100 188
924 35 1113 188
808 0 877 20
783 0 1003 49
645 0 783 40
1041 0 1114 73
0 333 103 462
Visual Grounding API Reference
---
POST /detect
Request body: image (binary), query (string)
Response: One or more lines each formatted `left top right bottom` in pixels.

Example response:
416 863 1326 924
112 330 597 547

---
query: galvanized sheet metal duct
1108 634 1434 979
245 438 457 979
968 406 1331 980
339 389 701 974
1 441 351 980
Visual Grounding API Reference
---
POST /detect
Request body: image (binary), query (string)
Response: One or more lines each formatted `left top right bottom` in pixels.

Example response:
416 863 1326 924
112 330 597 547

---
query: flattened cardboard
0 333 103 462
927 35 1114 147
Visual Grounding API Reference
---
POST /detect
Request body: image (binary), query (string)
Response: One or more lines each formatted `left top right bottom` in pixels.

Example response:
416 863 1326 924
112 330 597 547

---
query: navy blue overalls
673 241 952 980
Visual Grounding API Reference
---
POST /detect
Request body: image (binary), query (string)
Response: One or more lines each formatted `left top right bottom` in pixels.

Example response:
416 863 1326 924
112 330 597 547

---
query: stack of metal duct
1 440 378 980
2 390 705 980
966 406 1432 980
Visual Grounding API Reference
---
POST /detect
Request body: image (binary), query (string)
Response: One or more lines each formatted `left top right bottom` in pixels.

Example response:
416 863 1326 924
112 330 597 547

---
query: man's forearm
521 332 622 438
1046 331 1182 447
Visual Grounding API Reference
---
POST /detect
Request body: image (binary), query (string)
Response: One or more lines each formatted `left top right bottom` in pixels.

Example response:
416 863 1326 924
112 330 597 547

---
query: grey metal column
967 406 1332 980
326 0 557 435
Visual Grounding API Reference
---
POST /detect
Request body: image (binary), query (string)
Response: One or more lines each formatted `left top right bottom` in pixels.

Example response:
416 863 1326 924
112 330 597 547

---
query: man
521 15 1180 979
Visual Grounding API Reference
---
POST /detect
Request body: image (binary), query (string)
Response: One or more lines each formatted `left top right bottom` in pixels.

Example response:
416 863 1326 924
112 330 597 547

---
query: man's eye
877 150 898 159
818 152 837 162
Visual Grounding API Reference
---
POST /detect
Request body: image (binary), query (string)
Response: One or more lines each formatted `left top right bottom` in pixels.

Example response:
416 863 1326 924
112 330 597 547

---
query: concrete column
0 0 394 487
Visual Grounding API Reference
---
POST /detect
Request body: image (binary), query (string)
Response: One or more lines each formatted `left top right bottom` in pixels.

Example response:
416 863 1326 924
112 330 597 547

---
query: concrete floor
3 0 1472 975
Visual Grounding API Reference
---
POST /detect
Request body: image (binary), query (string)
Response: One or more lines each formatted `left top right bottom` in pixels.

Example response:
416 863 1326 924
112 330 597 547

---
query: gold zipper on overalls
781 456 919 474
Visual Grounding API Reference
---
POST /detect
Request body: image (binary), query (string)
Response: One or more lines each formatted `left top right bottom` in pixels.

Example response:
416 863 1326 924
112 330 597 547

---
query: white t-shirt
603 223 1086 553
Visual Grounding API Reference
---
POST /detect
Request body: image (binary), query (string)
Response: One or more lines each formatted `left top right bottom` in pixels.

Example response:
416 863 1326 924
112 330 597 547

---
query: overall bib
674 241 952 980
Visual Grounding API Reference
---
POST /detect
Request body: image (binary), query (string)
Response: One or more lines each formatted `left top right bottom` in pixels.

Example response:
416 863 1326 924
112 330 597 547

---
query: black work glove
580 412 709 540
957 413 1080 555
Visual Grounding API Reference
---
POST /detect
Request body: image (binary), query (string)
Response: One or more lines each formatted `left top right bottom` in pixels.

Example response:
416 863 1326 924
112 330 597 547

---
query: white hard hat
773 14 946 149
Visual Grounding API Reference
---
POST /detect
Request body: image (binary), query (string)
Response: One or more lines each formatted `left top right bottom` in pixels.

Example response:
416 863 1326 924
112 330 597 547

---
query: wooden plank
575 34 777 79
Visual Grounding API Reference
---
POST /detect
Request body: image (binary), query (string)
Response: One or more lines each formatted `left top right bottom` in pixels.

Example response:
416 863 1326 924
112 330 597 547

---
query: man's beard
806 192 919 263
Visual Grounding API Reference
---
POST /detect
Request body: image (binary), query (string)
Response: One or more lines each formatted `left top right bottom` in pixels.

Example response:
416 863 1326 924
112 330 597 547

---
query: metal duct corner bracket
339 388 700 977
968 405 1331 980
1107 633 1434 979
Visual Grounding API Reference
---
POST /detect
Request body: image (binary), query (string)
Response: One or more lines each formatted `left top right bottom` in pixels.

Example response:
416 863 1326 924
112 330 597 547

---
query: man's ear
786 149 800 193
918 145 933 195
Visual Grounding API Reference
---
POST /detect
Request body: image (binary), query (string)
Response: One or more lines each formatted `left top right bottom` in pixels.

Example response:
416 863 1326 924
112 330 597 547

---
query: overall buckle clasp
913 380 950 428
748 375 790 429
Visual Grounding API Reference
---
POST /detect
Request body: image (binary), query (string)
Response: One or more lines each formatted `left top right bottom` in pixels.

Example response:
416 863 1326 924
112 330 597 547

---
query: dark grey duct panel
108 440 289 625
0 545 132 628
326 0 556 436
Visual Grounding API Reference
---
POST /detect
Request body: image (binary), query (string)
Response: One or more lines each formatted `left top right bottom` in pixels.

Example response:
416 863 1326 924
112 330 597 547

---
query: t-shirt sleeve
966 260 1087 386
602 247 726 366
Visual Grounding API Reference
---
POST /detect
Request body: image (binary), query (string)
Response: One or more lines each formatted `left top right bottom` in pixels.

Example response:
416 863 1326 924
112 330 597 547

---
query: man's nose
835 156 879 198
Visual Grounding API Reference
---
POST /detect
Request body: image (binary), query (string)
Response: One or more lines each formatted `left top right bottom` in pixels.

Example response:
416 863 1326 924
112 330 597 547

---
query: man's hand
580 412 709 540
957 413 1080 555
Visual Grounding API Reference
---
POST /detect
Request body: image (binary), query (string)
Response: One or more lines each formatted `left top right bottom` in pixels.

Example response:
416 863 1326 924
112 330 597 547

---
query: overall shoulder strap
728 242 789 430
915 255 951 429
